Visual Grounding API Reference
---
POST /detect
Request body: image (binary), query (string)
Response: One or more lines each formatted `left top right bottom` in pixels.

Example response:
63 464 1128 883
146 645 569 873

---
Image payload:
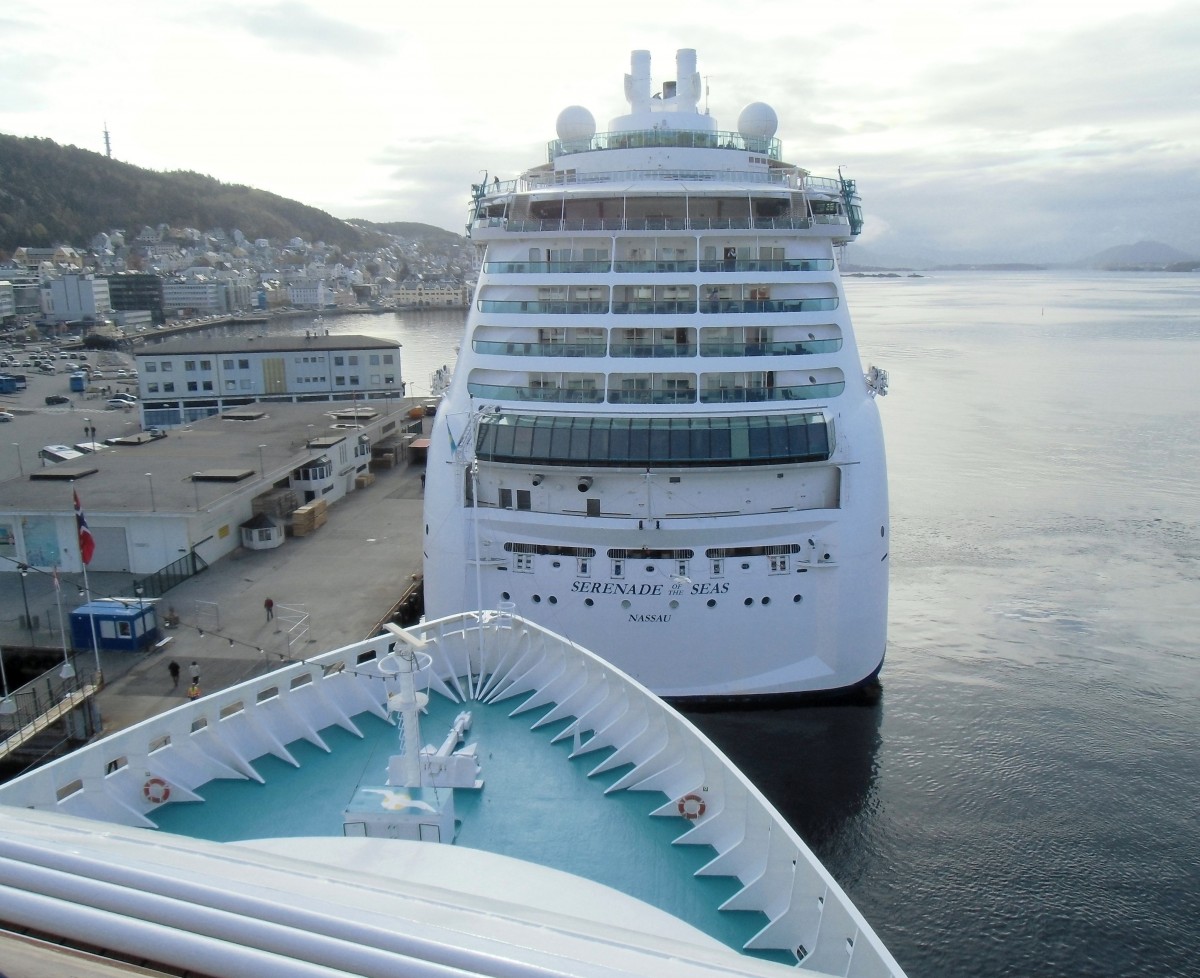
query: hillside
0 133 388 254
1081 240 1197 269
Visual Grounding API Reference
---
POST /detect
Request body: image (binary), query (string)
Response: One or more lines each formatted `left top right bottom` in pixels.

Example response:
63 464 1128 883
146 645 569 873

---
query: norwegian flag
74 490 96 565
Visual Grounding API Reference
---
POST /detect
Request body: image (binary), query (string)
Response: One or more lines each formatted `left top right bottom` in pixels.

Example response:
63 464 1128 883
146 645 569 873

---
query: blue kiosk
70 600 160 653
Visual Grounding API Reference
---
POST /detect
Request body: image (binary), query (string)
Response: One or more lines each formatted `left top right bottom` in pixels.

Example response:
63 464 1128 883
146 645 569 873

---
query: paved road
0 451 428 737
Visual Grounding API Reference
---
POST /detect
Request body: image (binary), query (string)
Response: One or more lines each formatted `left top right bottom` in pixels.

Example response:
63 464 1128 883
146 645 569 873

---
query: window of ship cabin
611 558 625 578
499 487 513 509
759 247 784 261
677 559 689 578
749 286 771 301
515 552 533 572
578 558 590 576
586 498 600 516
516 490 531 510
539 328 566 344
581 248 608 262
574 286 603 301
711 558 724 577
769 555 790 574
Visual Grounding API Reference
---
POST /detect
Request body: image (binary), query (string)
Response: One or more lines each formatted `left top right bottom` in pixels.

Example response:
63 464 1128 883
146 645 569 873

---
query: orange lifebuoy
143 777 171 804
677 793 706 820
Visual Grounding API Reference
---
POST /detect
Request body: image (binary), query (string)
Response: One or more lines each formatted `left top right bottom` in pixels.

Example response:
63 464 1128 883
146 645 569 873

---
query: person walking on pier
168 660 180 689
265 597 275 622
190 661 200 686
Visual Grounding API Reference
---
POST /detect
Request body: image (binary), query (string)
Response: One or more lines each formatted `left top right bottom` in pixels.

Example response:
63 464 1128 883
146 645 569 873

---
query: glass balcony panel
478 299 610 314
473 340 608 356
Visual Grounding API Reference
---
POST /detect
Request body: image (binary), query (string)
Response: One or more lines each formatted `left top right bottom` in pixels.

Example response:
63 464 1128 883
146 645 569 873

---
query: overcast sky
2 0 1197 262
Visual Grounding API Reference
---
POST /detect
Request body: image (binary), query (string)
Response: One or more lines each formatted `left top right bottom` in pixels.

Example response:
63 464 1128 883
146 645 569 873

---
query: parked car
0 411 14 422
44 394 70 405
106 398 133 410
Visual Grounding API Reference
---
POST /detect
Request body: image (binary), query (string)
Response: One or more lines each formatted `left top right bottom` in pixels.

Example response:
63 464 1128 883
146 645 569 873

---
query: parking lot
0 344 143 481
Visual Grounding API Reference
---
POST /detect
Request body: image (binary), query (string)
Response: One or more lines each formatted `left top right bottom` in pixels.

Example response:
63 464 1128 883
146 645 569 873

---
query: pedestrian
190 660 199 685
168 660 180 689
187 681 201 701
264 597 274 621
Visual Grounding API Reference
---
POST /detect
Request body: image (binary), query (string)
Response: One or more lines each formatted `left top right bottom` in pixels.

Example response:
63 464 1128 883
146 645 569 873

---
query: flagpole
53 568 75 682
71 482 102 682
81 561 101 680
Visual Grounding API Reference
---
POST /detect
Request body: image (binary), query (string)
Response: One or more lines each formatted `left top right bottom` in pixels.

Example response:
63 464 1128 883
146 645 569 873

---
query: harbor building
0 399 422 577
133 334 404 428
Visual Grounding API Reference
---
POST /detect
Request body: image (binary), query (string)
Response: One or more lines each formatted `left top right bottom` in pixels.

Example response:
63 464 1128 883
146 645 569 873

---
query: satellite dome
737 102 778 140
556 105 597 143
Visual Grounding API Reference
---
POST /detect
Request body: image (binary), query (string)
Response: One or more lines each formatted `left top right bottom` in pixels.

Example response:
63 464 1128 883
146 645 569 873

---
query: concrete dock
0 449 428 740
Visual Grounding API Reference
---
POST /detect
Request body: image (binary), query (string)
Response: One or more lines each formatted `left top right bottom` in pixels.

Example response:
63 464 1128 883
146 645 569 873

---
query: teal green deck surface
151 693 786 963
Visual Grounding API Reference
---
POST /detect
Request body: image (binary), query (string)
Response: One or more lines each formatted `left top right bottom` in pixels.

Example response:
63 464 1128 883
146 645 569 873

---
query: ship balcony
700 296 839 314
607 376 697 404
611 285 697 315
468 377 606 404
473 340 609 357
699 379 846 403
697 258 835 273
482 260 613 274
698 337 842 357
612 259 698 273
478 299 610 315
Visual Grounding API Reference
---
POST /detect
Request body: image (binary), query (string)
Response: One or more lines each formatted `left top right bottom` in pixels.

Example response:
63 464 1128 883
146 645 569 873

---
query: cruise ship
424 49 889 702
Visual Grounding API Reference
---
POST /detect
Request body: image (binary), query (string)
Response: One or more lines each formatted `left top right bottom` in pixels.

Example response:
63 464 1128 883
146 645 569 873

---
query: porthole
532 594 542 604
584 598 594 607
645 564 655 573
552 560 561 568
501 591 511 600
761 596 770 605
741 562 750 570
620 599 631 609
669 600 679 609
881 525 886 537
744 597 754 606
548 595 558 605
706 599 717 608
793 594 803 603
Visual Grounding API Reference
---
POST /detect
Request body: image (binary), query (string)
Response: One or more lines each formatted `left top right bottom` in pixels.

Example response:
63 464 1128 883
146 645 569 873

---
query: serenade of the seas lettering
571 581 732 595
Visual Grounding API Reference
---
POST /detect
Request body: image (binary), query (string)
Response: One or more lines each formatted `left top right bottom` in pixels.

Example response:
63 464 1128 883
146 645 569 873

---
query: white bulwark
133 334 404 429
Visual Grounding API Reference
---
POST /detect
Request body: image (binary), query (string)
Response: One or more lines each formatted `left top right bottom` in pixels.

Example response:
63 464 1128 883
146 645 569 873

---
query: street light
134 583 145 649
146 472 156 511
257 444 266 475
12 442 22 476
17 564 34 646
0 644 15 715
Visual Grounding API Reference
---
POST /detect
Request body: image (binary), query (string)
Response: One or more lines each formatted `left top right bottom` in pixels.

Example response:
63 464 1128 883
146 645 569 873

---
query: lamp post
17 564 34 646
134 583 145 649
257 444 266 475
13 442 22 476
146 472 156 511
0 643 15 715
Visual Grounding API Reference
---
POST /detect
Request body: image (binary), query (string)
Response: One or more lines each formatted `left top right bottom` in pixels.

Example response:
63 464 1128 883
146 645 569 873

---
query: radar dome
556 105 597 143
737 102 778 140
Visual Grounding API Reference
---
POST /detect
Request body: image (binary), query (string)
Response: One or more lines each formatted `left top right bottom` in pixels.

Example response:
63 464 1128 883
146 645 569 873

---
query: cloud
220 0 392 58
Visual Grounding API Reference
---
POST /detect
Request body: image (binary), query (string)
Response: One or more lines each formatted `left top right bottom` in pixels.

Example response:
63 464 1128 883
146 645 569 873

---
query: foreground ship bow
424 48 890 701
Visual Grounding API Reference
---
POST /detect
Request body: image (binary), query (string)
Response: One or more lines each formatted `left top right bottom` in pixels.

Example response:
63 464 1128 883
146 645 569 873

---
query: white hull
424 49 889 701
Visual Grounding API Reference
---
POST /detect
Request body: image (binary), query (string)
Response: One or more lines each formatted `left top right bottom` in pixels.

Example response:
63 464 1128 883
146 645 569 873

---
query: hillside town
0 224 477 335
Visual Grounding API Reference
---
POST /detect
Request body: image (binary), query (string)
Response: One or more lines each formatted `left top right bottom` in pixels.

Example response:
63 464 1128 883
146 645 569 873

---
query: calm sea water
214 273 1200 977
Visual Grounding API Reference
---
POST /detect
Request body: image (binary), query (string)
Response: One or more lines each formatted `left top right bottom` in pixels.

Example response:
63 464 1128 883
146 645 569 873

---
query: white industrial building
133 334 404 428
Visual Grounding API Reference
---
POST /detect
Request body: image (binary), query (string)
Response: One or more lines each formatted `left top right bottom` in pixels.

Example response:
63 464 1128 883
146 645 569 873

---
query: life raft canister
677 792 706 819
143 777 171 804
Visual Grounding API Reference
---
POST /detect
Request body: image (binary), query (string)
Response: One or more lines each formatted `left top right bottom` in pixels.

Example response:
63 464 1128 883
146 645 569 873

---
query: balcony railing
698 338 842 357
608 343 697 358
548 128 782 161
697 258 835 273
700 298 839 314
699 382 845 403
478 300 609 315
607 388 697 405
473 341 608 357
611 300 696 315
494 216 817 233
482 260 612 274
467 383 605 404
612 260 697 273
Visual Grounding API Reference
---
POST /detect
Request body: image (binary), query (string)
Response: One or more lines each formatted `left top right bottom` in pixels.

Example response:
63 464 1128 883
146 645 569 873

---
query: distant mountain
0 133 388 254
351 220 464 246
1079 240 1197 269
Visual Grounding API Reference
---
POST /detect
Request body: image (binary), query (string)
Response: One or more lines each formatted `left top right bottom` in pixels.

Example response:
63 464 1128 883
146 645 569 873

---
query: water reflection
685 700 882 854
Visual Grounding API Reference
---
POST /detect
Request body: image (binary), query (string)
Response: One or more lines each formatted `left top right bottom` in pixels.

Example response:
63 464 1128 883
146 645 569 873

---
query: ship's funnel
625 49 652 112
675 48 700 106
